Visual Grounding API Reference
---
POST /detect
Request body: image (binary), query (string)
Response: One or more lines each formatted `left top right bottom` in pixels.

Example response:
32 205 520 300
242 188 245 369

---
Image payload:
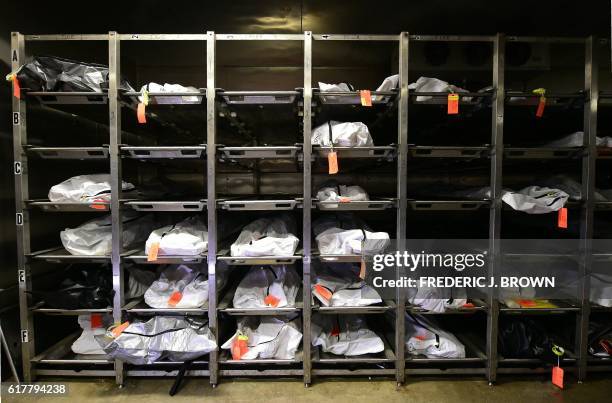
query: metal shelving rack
10 31 611 388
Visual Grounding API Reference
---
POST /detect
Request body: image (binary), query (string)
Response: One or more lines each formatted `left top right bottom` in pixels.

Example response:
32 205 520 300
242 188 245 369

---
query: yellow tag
142 89 150 106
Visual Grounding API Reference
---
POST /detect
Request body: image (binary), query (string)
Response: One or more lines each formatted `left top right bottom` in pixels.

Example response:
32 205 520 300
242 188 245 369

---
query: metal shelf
409 91 492 106
596 147 612 159
219 198 300 211
218 145 300 160
27 146 109 159
408 200 489 211
219 90 299 105
315 198 395 211
595 202 612 211
313 300 395 314
27 199 111 212
505 91 585 106
125 200 206 212
28 247 112 263
504 147 582 159
26 91 108 105
502 253 579 262
217 250 302 266
499 299 581 313
10 32 606 386
31 333 112 365
219 350 303 365
123 89 206 105
121 145 206 159
593 254 612 262
122 299 208 315
408 146 490 159
313 252 364 263
313 89 397 105
124 249 207 264
30 302 113 315
407 299 488 314
312 145 396 159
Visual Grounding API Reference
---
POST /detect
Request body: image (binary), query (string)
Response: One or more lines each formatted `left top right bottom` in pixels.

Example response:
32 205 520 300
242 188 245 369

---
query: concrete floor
3 375 612 403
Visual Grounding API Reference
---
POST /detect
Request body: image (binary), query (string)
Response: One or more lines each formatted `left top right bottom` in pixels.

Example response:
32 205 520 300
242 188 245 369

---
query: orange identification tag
264 294 280 307
168 291 183 307
231 335 249 360
90 313 103 329
359 258 367 279
414 334 427 341
137 102 147 123
314 284 333 301
112 321 130 337
339 197 351 203
13 75 21 99
558 207 568 229
552 366 564 389
330 325 340 337
447 93 459 115
360 90 372 107
536 96 546 118
90 199 107 210
147 242 160 262
462 302 475 308
328 151 339 174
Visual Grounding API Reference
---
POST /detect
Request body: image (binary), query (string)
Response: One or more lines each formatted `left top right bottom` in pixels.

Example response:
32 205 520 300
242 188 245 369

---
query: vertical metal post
576 36 597 382
11 31 34 382
486 33 505 385
108 31 124 386
302 30 313 386
206 31 219 387
395 31 409 386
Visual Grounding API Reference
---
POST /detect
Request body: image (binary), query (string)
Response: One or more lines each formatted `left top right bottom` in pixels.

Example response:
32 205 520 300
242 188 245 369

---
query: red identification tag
90 313 103 329
558 207 568 229
462 302 475 308
339 197 351 203
137 102 147 123
13 76 21 99
552 366 564 389
147 242 160 262
414 334 427 341
112 321 130 337
536 96 546 118
168 291 183 307
264 294 280 307
330 325 340 337
314 284 333 302
328 151 339 174
447 93 459 115
360 90 372 107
